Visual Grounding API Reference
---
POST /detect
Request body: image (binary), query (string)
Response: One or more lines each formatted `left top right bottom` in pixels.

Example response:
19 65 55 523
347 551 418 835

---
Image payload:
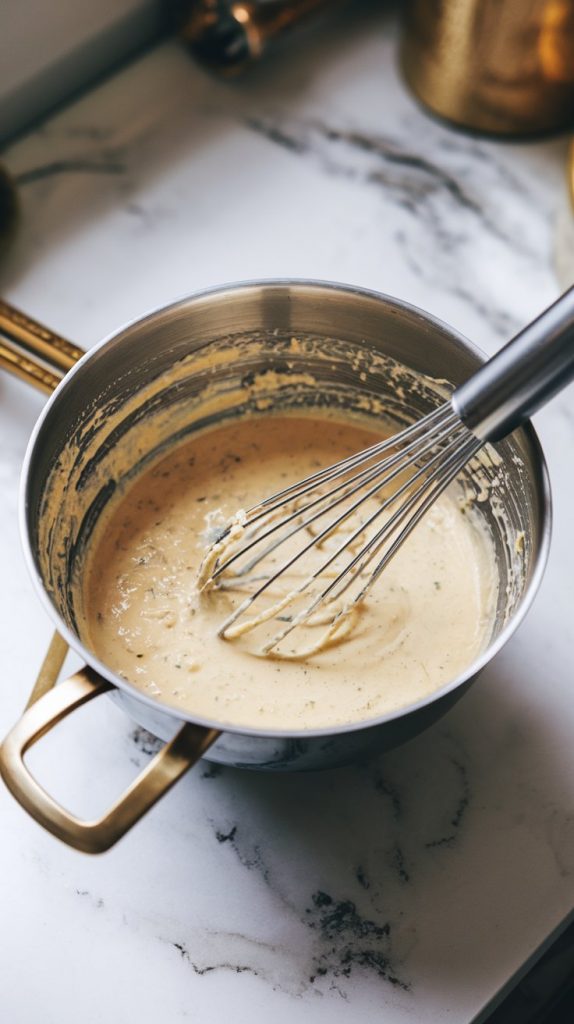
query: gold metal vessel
401 0 574 136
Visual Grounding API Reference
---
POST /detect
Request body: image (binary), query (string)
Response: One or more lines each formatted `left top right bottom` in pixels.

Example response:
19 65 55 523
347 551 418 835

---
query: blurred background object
178 0 341 76
401 0 574 137
0 0 166 145
555 140 574 289
0 166 18 260
0 0 350 144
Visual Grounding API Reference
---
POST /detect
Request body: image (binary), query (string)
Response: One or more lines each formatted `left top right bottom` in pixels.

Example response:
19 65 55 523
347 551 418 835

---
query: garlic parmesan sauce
81 415 497 730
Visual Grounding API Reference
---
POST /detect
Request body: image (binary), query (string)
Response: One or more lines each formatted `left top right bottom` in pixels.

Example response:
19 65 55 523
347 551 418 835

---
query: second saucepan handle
0 298 84 392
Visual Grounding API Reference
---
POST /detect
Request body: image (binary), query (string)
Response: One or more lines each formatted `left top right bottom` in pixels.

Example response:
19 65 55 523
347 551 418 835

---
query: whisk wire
252 403 458 515
210 403 460 582
215 405 477 648
225 414 466 582
356 436 482 602
260 432 480 654
216 419 467 638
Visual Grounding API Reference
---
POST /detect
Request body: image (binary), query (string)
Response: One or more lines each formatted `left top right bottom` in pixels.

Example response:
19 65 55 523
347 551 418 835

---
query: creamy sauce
81 415 497 730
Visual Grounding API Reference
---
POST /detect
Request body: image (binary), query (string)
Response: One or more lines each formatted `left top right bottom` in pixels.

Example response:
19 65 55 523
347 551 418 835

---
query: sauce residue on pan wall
81 414 498 731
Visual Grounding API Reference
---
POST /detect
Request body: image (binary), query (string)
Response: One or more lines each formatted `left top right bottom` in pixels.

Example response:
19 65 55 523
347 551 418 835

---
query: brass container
401 0 574 137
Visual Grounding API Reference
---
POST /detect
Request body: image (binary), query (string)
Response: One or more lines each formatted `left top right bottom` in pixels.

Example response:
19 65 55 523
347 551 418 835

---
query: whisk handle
452 286 574 442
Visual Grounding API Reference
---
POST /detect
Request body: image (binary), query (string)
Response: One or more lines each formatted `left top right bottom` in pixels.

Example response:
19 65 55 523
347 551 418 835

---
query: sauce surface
81 415 497 730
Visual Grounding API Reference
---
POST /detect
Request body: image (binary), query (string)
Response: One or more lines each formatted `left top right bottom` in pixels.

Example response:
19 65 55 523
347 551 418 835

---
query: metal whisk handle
452 286 574 442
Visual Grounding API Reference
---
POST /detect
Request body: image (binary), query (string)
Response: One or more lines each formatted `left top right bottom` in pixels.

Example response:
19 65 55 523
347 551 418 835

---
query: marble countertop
0 8 573 1023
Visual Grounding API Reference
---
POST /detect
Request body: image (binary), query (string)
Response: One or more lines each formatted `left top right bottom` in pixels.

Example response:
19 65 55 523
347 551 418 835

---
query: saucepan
0 281 550 853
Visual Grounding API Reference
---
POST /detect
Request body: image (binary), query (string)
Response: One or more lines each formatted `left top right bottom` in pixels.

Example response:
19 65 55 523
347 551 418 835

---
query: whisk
200 287 574 656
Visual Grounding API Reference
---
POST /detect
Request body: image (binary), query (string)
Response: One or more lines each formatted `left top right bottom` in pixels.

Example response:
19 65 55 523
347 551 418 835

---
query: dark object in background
401 0 574 137
484 918 574 1023
0 0 167 146
179 0 338 74
0 167 18 260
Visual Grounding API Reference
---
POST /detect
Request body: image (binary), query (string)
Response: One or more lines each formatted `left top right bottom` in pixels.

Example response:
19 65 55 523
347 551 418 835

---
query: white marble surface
0 8 573 1022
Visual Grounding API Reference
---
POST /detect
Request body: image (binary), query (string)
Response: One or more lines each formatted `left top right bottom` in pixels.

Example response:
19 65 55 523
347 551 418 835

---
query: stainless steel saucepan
0 281 551 853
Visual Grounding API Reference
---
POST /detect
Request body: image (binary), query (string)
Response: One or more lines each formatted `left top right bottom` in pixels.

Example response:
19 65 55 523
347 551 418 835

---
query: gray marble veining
0 8 572 1024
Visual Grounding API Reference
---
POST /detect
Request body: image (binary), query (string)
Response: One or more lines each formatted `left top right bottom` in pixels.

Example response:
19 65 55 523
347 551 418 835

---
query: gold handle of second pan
0 299 85 393
0 303 83 695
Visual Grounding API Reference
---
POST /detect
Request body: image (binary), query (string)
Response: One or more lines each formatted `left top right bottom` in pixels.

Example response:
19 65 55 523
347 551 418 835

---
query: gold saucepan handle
0 667 220 853
0 301 222 852
0 298 84 392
